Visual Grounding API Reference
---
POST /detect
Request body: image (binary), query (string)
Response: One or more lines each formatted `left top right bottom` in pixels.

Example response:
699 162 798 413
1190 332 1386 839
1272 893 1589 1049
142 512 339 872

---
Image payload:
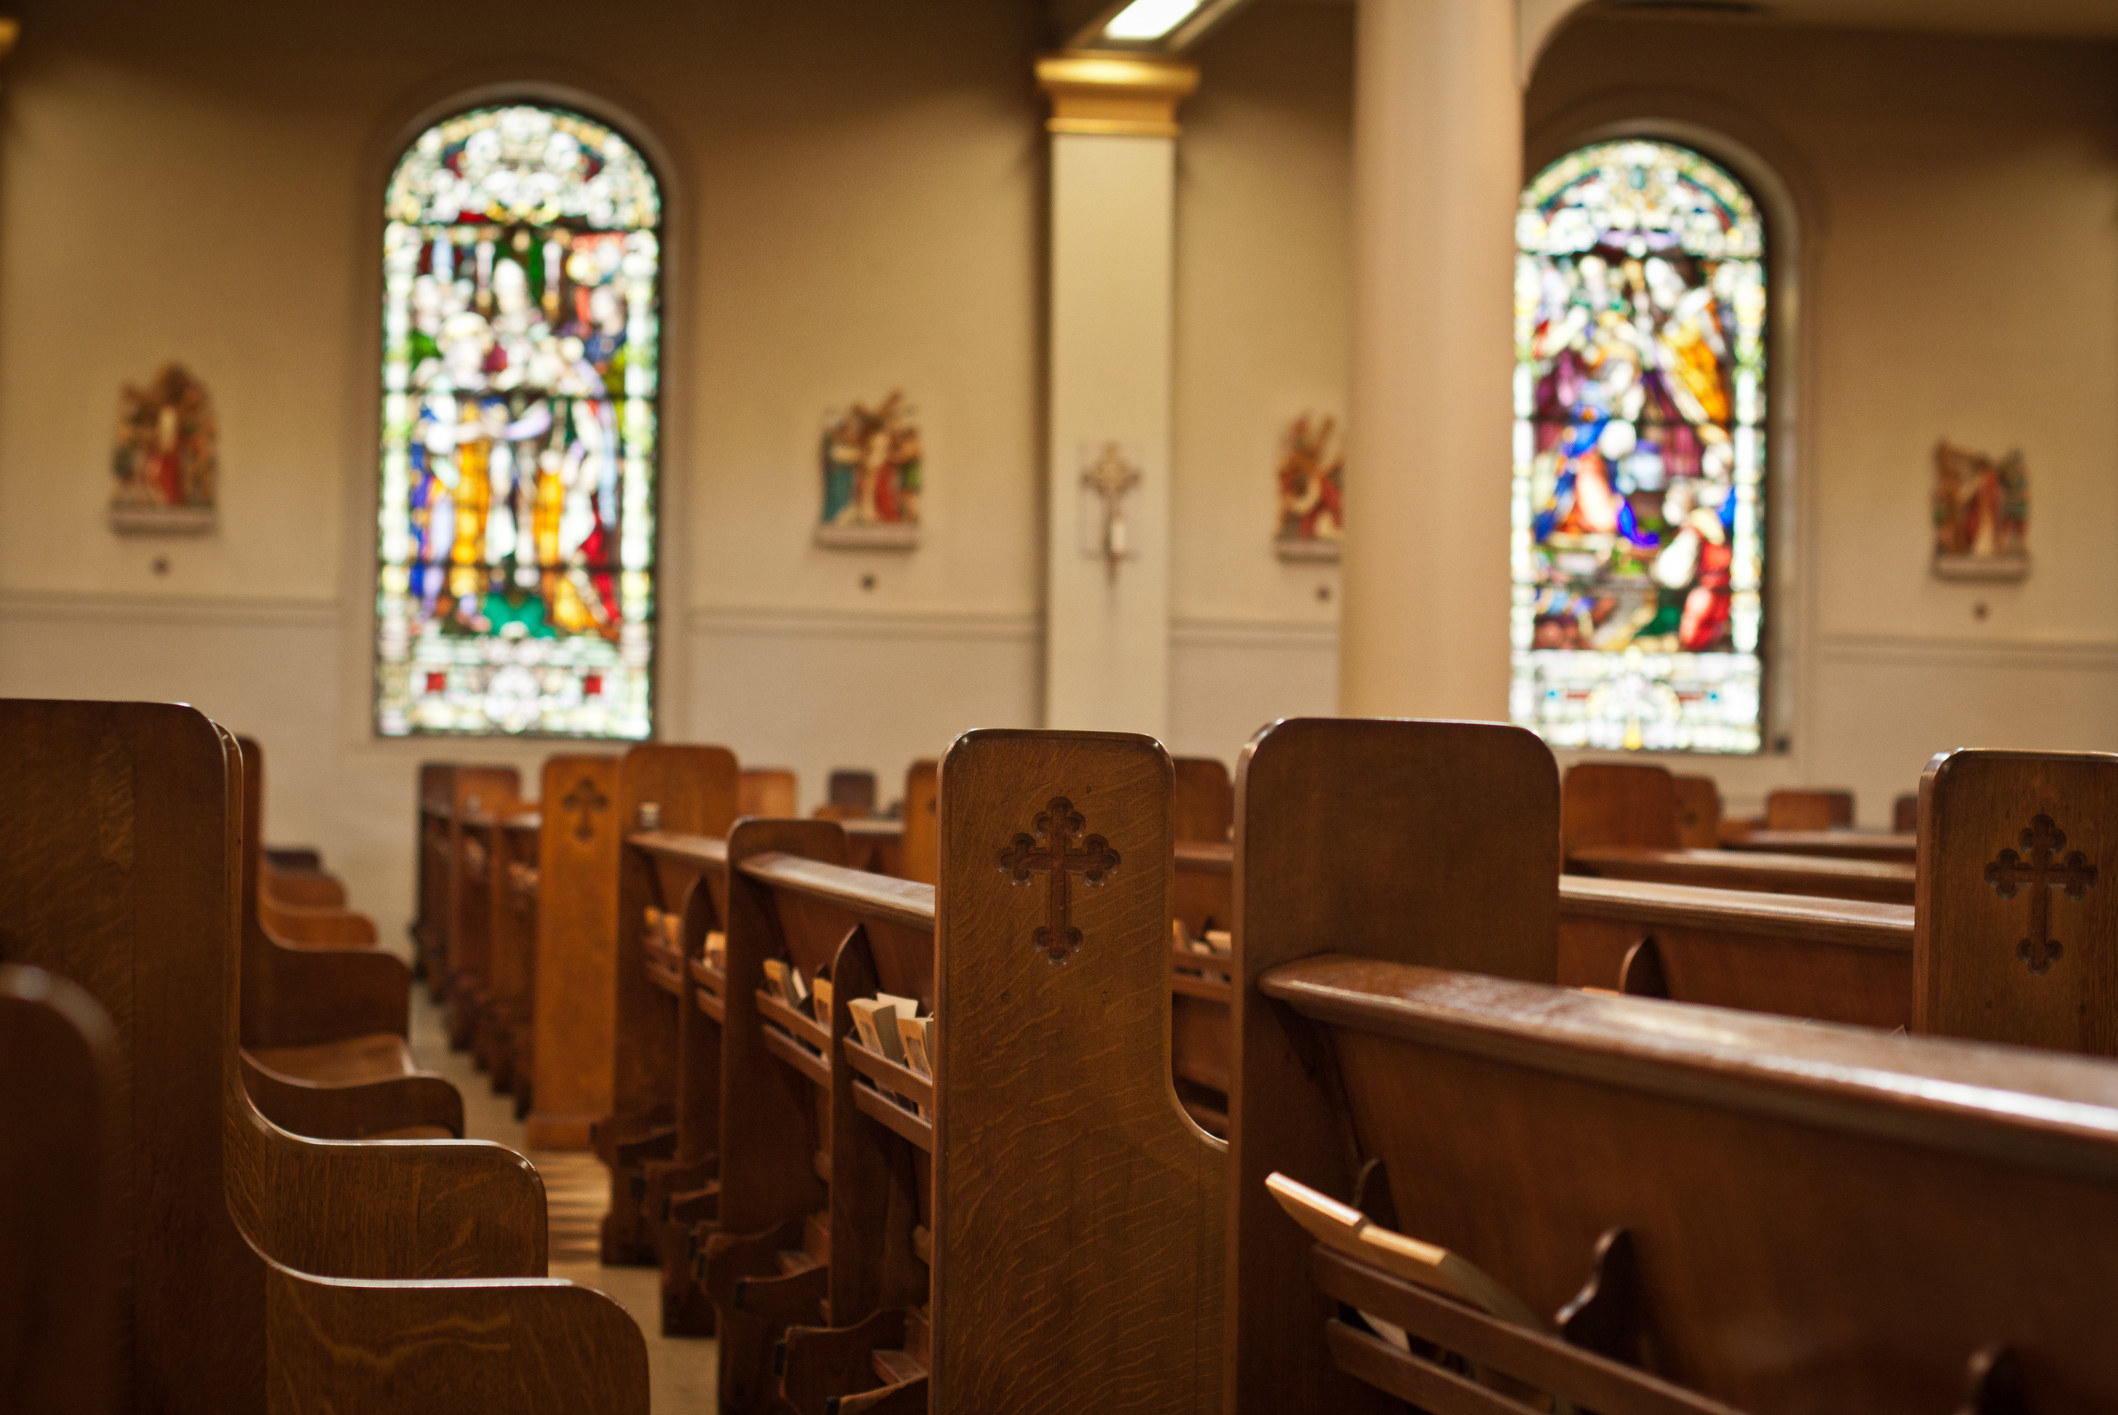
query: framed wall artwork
816 390 921 548
110 363 217 534
1274 411 1342 561
1932 440 2028 581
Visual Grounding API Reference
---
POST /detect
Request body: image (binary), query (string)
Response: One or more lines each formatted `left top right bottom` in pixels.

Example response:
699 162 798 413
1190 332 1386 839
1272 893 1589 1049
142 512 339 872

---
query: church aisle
408 991 720 1409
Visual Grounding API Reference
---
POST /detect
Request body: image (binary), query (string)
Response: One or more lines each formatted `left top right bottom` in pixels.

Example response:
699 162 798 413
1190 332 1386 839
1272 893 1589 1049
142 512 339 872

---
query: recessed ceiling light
1103 0 1206 42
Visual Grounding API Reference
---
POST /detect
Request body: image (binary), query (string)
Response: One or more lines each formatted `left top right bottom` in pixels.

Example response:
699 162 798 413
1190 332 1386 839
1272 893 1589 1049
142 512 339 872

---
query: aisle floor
408 991 720 1409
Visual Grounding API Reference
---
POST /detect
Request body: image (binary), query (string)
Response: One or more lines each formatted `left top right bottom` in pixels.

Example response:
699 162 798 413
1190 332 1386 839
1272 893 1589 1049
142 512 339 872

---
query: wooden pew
1227 716 2118 1412
1724 827 1916 863
1672 772 1721 846
1243 959 2118 1412
1 963 118 1415
622 824 732 1334
0 699 647 1414
1914 746 2118 1056
827 768 879 816
231 741 464 1140
238 738 378 947
693 729 1218 1415
743 766 799 818
894 758 938 885
597 745 740 1265
520 754 626 1146
1766 785 1855 829
413 761 522 997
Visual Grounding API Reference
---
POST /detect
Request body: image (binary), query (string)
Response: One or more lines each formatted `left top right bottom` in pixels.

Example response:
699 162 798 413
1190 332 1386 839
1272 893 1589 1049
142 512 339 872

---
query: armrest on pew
265 870 349 909
263 1261 649 1415
265 905 379 947
230 1108 549 1280
249 943 411 1046
242 1050 465 1139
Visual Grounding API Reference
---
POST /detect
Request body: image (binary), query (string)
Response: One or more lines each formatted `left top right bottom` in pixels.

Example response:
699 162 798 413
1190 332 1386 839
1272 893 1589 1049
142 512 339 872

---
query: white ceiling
1279 0 2118 40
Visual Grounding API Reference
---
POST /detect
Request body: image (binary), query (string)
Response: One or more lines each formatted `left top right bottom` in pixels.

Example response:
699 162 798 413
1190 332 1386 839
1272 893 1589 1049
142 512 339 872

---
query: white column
1037 56 1197 737
1339 0 1522 719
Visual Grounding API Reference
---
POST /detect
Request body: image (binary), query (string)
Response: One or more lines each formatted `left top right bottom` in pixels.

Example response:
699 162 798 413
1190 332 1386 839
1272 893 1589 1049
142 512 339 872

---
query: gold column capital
1035 52 1200 139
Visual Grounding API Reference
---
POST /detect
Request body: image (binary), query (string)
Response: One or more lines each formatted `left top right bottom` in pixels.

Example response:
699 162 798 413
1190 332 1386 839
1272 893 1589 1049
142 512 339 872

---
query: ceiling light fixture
1102 0 1205 42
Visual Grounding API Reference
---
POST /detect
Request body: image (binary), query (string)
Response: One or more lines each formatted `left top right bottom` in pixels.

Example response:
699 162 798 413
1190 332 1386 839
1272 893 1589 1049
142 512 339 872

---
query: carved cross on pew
999 797 1120 963
1984 814 2097 975
562 776 610 843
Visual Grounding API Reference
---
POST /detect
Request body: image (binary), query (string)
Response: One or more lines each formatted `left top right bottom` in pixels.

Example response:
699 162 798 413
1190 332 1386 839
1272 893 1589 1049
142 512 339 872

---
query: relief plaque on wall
1274 412 1342 561
1932 439 2028 581
816 390 921 548
109 363 218 534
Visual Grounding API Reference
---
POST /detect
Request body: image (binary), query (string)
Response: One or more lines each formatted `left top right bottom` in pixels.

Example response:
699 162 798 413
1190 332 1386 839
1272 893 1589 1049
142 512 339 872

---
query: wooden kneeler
0 700 648 1415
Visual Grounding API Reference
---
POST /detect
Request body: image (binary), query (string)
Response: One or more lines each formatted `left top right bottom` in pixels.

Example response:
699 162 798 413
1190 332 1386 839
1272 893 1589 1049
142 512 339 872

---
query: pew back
1232 717 1561 1411
0 964 118 1415
1915 748 2118 1055
1562 761 1679 853
1252 959 2118 1411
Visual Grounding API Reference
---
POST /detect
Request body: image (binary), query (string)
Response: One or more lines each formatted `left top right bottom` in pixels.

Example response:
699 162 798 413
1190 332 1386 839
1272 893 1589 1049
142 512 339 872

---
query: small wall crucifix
1984 813 2097 974
1080 441 1141 581
999 796 1121 963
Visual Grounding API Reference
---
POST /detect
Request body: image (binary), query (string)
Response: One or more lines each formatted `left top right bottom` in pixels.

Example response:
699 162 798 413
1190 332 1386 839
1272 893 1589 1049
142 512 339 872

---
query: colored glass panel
375 104 660 737
1511 139 1767 753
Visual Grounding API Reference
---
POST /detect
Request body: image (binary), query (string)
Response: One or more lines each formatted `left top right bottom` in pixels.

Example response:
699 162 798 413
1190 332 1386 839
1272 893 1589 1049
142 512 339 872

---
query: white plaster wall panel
1167 618 1340 764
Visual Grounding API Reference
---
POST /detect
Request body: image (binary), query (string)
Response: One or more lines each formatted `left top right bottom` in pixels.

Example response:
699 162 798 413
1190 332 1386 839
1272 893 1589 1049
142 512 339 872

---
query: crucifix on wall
1079 441 1141 581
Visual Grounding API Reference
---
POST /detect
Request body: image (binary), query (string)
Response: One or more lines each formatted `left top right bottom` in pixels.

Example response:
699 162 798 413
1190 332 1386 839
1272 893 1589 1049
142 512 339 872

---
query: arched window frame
1510 124 1800 758
370 97 668 740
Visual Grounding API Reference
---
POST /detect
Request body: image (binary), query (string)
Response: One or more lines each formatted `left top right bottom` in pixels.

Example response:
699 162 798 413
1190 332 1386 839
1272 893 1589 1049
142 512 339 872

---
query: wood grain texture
933 729 1223 1415
1562 763 1679 854
1568 846 1916 905
262 1264 648 1414
1915 748 2118 1055
1231 717 1560 1415
1557 877 1914 1030
525 756 623 1148
0 701 645 1414
1261 957 2118 1409
0 964 119 1415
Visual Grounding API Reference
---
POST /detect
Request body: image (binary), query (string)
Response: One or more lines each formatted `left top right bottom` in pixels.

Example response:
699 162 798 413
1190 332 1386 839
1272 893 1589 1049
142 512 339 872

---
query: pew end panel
1258 957 2118 1411
1 964 120 1415
261 1260 649 1415
899 758 940 885
1915 748 2118 1056
711 817 850 1413
1174 754 1235 844
524 755 623 1148
1765 787 1856 830
608 745 740 1142
1672 773 1722 848
932 729 1224 1415
1562 761 1679 853
1232 716 1561 1415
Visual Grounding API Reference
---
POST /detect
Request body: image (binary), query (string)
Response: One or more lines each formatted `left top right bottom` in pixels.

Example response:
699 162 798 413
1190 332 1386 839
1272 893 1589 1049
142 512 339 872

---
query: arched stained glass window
374 103 661 738
1511 139 1767 754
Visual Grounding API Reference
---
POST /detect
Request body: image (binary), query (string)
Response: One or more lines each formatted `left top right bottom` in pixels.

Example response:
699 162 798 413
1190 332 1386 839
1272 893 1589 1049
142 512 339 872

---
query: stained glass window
1511 139 1767 754
374 104 661 737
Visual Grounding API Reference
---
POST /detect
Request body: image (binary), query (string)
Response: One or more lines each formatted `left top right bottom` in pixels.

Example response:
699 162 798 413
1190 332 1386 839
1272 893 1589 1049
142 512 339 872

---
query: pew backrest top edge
1559 876 1913 951
740 849 935 931
1262 955 2118 1181
626 830 729 870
